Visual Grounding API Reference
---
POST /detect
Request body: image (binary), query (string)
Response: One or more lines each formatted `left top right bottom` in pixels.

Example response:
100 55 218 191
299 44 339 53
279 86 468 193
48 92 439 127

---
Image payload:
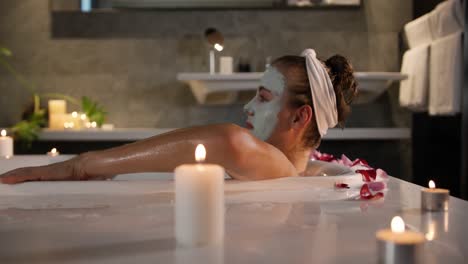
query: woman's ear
292 105 313 129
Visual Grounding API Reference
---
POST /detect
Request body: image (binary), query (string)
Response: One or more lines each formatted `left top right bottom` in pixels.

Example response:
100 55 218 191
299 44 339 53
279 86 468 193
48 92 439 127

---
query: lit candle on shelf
0 129 13 158
175 144 225 247
70 111 82 129
63 121 75 130
48 100 67 129
47 148 60 157
49 113 68 130
48 100 66 115
421 180 449 211
85 121 98 129
376 216 425 264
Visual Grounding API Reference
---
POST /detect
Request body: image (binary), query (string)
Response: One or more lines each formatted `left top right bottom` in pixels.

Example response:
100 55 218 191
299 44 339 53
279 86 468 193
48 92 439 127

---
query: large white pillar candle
0 130 13 158
48 100 66 115
49 113 69 130
175 144 225 247
48 100 67 130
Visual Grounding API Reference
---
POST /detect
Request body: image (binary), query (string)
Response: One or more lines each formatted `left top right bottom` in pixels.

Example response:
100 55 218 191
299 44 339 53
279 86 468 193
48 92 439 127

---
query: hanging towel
404 13 434 48
399 44 430 111
429 31 463 115
454 0 465 27
429 0 463 40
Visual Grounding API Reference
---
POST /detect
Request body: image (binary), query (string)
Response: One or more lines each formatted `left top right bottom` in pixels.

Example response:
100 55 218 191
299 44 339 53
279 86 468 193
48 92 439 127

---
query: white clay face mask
244 67 286 141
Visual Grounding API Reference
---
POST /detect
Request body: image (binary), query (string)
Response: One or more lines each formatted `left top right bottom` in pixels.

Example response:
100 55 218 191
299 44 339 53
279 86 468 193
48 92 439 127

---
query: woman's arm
0 124 297 184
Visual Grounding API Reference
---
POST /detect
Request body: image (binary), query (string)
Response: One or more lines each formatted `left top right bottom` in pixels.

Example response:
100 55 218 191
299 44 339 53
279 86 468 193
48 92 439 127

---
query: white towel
429 31 463 115
404 13 434 48
454 0 465 27
399 44 430 111
429 0 463 40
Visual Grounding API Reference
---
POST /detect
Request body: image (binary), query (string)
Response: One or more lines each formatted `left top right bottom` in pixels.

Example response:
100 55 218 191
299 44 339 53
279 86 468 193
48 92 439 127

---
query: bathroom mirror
51 0 361 12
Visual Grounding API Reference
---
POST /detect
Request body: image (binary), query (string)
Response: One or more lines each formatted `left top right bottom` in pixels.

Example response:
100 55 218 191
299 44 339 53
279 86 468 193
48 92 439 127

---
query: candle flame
429 180 436 189
195 144 206 162
391 216 405 233
51 148 57 154
72 111 78 118
1 129 6 137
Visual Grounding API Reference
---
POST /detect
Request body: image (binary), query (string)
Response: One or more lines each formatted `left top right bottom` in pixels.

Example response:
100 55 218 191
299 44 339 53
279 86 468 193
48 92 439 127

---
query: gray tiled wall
0 0 412 128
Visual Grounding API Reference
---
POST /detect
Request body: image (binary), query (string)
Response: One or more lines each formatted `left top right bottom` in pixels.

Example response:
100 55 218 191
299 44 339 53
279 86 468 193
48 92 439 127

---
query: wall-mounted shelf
177 72 408 105
11 127 409 142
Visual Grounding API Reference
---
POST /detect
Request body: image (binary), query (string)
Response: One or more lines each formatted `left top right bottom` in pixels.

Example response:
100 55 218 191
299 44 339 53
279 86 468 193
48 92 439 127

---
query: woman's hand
0 155 108 184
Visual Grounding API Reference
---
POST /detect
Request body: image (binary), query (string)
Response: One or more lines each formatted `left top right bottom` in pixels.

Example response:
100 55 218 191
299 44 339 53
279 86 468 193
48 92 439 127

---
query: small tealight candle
421 180 449 211
0 129 14 158
376 216 425 264
175 144 225 247
47 148 60 157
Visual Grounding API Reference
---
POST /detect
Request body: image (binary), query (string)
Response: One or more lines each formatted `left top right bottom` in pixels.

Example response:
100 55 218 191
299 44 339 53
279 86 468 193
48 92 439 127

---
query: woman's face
243 67 292 141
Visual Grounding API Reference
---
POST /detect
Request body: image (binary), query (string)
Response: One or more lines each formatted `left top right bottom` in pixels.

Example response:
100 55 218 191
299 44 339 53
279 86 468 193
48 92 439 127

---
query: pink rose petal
376 169 388 180
368 181 386 192
340 154 353 167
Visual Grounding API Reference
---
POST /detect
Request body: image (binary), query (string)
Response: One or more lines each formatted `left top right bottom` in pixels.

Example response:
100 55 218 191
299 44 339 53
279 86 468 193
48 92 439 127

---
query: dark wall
413 0 444 18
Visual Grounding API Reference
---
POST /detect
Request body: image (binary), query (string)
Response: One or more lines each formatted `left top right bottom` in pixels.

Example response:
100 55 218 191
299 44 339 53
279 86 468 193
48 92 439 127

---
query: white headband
301 49 338 137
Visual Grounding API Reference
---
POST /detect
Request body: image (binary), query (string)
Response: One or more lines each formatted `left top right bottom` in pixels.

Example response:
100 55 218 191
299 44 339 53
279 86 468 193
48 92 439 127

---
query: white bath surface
0 173 364 210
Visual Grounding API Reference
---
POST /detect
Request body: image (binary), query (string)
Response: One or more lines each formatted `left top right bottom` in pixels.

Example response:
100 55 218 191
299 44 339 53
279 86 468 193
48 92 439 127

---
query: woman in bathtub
1 49 357 184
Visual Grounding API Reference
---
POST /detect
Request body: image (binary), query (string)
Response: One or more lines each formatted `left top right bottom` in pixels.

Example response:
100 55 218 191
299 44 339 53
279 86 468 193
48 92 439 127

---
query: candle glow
1 130 6 137
195 144 206 162
214 43 224 51
429 180 436 189
391 216 405 233
47 147 60 157
72 111 78 118
425 221 436 241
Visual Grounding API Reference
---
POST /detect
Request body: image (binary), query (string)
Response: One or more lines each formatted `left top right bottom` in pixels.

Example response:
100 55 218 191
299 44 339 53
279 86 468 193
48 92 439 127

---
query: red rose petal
311 150 335 162
356 169 377 182
352 159 368 166
360 184 384 200
334 182 350 189
360 184 371 198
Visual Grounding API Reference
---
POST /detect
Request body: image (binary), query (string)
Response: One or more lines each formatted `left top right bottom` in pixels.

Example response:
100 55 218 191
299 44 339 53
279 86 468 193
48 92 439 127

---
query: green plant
81 96 107 126
11 107 46 147
0 46 107 146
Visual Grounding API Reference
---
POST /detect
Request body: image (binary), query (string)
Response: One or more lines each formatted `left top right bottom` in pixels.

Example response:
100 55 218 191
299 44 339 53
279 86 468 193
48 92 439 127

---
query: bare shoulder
220 124 298 180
